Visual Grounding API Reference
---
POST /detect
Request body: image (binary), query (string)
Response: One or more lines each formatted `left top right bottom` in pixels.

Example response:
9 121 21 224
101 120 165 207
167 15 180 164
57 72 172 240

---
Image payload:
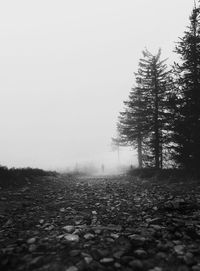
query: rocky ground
1 174 200 271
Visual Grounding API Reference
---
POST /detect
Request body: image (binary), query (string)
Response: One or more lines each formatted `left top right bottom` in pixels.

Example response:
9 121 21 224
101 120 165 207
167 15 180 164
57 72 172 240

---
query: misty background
0 0 193 170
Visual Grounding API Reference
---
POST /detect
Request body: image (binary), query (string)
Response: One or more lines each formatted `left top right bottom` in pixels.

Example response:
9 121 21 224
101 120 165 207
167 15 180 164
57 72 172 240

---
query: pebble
100 258 114 264
27 237 36 244
155 252 167 260
183 252 195 265
174 245 185 255
65 266 78 271
92 210 97 215
64 234 79 242
84 256 93 264
192 265 200 271
83 233 95 240
129 259 143 270
150 224 163 230
129 234 146 243
69 250 81 257
113 250 125 259
45 225 54 231
39 219 44 224
134 249 147 258
110 233 119 239
63 225 75 233
29 244 37 252
114 262 121 268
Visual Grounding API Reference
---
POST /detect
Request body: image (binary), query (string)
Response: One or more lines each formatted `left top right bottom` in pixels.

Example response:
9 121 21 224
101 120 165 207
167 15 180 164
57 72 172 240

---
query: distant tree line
114 5 200 171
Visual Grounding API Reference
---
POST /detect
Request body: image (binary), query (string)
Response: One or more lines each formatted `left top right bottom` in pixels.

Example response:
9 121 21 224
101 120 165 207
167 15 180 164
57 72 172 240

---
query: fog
0 0 193 170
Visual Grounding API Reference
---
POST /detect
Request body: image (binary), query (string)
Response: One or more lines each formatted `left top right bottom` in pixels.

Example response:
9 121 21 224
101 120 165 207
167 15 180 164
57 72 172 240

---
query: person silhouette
101 164 104 173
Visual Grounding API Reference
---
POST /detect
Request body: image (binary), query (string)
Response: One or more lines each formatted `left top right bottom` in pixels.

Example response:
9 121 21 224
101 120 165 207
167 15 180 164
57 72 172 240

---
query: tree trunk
154 66 160 169
137 136 142 168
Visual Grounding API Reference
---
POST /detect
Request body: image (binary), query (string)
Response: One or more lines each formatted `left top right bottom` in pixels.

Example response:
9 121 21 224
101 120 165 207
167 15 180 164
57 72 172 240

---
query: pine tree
117 84 148 168
117 49 172 169
173 6 200 170
134 49 172 168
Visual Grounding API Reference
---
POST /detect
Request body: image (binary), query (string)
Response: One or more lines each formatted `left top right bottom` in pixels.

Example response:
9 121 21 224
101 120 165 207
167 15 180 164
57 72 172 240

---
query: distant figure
101 164 104 173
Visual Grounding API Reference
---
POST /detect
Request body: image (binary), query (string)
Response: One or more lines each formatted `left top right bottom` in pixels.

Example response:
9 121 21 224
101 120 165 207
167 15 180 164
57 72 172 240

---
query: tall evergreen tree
117 84 148 168
173 6 200 170
117 49 172 168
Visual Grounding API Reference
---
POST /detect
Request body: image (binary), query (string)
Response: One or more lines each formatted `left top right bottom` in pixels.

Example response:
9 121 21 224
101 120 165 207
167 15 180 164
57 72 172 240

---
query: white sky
0 0 194 170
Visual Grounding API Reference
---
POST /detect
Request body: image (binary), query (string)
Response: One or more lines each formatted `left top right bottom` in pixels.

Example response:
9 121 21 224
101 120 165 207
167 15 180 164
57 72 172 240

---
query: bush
0 166 57 188
127 168 199 181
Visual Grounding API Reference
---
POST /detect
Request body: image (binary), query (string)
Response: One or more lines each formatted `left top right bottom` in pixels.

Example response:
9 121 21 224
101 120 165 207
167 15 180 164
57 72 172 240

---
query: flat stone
64 234 79 242
100 258 114 264
63 225 75 233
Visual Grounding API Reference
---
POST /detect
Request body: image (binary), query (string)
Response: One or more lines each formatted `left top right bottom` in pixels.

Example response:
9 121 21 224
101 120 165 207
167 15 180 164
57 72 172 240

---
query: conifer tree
117 49 172 168
117 84 148 168
173 6 200 170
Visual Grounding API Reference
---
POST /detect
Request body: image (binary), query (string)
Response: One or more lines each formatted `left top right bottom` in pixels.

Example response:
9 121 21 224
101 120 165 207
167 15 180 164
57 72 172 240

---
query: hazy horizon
0 0 194 170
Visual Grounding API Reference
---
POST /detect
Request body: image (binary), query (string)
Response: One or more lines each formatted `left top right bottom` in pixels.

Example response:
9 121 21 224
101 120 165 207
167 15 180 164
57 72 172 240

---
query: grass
0 166 57 188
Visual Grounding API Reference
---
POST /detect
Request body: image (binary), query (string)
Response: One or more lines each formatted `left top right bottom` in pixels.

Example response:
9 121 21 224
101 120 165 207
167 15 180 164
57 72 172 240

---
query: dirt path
1 174 200 271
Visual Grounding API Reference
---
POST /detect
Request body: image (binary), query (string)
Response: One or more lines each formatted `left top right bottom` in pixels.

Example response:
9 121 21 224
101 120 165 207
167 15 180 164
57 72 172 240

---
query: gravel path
1 174 200 271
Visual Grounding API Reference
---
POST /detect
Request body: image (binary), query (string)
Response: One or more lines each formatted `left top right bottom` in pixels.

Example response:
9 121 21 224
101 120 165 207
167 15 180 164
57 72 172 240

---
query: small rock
63 225 75 233
91 249 109 260
114 262 121 268
83 233 95 240
60 208 65 212
121 256 135 264
39 219 44 224
45 225 54 231
113 250 125 259
69 250 81 257
192 265 200 271
100 258 114 264
65 266 78 271
64 234 79 242
129 259 143 270
134 249 147 258
174 245 185 255
129 234 146 244
155 252 167 260
150 224 163 230
110 233 119 239
27 237 36 244
183 252 195 265
84 256 93 264
29 256 43 266
92 210 97 215
29 244 37 252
